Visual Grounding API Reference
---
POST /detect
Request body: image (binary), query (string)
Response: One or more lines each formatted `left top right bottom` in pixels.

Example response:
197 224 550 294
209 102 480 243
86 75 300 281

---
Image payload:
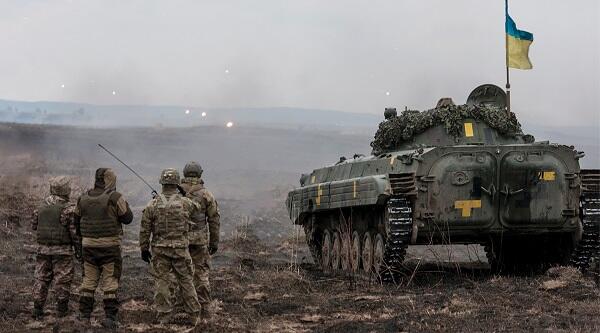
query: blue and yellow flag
505 2 533 69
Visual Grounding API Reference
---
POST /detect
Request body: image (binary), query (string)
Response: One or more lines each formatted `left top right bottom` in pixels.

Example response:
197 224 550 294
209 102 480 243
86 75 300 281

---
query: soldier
139 168 201 325
74 168 133 328
179 161 220 319
31 176 79 320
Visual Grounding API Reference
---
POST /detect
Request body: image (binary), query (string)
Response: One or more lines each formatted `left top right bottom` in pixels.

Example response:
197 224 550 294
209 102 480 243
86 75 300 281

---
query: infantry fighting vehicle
286 84 600 278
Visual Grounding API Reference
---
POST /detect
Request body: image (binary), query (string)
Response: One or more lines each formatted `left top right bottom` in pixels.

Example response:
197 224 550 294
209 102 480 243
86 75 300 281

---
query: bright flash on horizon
385 91 391 96
226 122 234 128
201 112 207 117
112 91 117 95
224 69 230 74
185 109 190 115
61 84 65 88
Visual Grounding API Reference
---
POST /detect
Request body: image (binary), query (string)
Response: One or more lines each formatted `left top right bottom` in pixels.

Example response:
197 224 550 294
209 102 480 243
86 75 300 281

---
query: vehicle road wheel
321 229 332 271
362 232 374 275
341 233 351 271
350 231 362 272
373 233 385 277
331 232 342 270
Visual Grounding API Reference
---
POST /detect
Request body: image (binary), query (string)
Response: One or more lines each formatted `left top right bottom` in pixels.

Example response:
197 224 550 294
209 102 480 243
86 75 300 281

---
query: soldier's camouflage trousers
169 245 211 307
79 246 122 318
33 254 74 308
151 246 200 315
190 245 211 305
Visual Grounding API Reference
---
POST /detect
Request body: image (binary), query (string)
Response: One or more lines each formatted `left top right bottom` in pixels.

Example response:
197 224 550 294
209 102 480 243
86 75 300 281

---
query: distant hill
0 99 380 132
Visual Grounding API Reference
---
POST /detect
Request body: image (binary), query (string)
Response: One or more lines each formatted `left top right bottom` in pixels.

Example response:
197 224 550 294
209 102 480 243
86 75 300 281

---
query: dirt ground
1 123 600 332
3 175 600 333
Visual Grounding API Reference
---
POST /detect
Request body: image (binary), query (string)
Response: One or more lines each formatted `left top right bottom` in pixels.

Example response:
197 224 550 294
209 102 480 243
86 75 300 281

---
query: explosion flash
226 122 233 128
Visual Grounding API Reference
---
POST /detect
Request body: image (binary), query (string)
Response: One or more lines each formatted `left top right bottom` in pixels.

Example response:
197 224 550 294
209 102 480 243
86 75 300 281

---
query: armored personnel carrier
286 84 599 278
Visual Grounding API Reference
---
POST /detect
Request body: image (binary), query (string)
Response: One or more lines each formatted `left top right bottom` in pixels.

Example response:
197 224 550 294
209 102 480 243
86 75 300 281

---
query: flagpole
505 0 511 115
506 41 511 115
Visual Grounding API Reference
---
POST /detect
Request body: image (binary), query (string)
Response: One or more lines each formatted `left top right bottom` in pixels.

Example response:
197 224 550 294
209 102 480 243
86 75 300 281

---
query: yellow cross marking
464 122 474 137
454 200 482 217
539 171 555 181
316 184 323 206
353 181 357 198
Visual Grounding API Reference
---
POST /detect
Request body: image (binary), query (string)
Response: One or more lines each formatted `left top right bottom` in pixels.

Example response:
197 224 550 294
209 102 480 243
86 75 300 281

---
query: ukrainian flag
505 2 533 69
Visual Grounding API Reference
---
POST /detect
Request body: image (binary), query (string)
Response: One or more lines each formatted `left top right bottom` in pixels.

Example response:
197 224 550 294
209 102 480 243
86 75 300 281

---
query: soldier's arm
61 203 79 245
139 205 153 251
31 209 39 231
112 193 133 225
74 198 82 237
205 191 221 248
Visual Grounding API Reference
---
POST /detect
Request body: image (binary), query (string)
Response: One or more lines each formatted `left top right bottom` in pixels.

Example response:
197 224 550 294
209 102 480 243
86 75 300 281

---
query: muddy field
1 123 600 332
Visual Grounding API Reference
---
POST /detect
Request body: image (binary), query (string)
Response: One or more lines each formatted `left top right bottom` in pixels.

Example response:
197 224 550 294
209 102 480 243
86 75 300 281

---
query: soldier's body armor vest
79 191 122 238
181 182 208 246
37 202 71 246
152 193 190 248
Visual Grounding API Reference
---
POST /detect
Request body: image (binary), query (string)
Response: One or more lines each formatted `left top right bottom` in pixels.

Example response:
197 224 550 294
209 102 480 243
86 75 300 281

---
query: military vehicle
286 84 600 279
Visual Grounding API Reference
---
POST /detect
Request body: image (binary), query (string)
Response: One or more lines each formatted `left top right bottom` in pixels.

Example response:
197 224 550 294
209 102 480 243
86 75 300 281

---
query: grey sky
1 0 598 126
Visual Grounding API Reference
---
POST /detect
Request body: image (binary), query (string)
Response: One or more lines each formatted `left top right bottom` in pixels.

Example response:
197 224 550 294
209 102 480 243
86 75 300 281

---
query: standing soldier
74 168 133 328
31 176 79 320
139 168 201 325
180 161 220 319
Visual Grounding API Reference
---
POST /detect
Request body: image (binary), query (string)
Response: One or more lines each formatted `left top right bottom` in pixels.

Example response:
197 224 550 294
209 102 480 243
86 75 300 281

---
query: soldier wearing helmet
139 168 202 326
179 161 220 319
74 168 133 328
31 176 79 320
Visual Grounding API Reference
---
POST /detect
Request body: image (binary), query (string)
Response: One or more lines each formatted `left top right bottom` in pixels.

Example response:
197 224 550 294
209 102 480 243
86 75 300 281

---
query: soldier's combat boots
78 296 94 324
32 302 44 320
57 299 69 318
200 305 211 321
102 299 119 329
169 312 200 326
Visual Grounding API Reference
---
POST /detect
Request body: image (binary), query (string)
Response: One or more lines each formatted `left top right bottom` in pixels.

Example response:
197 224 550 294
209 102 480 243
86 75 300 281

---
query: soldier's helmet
183 161 203 178
50 176 71 197
160 168 181 185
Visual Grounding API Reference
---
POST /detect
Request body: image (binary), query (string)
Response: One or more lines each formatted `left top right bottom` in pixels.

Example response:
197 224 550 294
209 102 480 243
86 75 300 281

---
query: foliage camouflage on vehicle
371 104 522 154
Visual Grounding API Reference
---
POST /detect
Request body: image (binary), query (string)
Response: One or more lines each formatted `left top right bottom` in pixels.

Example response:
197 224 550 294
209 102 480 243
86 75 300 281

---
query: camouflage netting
371 104 522 154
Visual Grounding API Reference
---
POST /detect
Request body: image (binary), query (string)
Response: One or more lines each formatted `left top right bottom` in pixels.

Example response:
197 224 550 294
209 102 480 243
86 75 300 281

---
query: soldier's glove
208 245 218 255
141 249 152 263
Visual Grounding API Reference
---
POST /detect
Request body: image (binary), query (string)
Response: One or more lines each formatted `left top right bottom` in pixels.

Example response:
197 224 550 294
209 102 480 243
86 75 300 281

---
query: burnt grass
1 125 600 332
3 204 600 333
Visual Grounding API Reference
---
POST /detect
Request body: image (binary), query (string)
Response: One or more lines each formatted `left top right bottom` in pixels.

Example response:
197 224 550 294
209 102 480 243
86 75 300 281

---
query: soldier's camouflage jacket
139 188 202 250
180 177 220 248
